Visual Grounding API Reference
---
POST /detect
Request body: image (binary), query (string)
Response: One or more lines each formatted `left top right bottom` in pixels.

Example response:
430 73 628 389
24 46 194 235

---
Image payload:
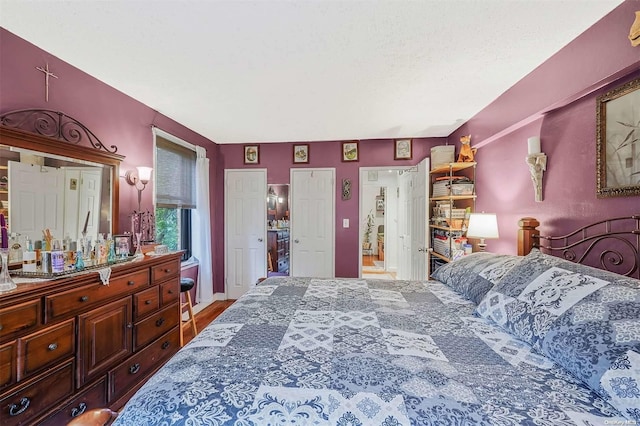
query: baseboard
189 292 228 316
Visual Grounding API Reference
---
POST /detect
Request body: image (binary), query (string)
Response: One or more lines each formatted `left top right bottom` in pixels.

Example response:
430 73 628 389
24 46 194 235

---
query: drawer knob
145 300 152 305
168 290 174 294
71 402 87 418
161 341 170 350
127 280 135 286
0 324 3 331
164 268 171 273
80 296 89 302
155 317 165 327
129 363 140 374
9 397 30 416
48 343 58 351
127 323 133 329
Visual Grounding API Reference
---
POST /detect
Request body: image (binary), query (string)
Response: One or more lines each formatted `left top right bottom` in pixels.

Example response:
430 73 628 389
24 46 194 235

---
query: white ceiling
0 0 623 144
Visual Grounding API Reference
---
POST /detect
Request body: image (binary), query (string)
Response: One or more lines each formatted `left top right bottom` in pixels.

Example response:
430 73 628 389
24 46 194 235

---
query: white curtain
192 146 214 305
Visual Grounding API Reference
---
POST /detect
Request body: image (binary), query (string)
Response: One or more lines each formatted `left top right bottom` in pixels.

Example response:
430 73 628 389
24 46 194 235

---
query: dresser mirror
0 124 124 244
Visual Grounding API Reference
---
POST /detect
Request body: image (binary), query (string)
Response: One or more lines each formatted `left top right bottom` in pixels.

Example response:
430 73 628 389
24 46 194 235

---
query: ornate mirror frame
0 109 125 233
596 77 640 198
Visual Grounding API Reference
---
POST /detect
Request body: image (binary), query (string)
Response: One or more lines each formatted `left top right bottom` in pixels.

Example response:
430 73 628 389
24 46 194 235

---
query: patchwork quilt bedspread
114 276 627 425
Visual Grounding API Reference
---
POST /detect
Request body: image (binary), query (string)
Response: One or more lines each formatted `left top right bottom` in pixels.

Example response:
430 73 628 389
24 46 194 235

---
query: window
154 130 197 261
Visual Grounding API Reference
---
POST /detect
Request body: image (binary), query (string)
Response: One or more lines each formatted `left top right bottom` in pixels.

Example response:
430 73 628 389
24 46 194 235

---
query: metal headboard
532 215 640 278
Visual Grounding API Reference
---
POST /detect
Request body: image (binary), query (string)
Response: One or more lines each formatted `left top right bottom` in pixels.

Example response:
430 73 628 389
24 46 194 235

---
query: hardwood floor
362 254 397 279
181 299 235 345
362 254 376 267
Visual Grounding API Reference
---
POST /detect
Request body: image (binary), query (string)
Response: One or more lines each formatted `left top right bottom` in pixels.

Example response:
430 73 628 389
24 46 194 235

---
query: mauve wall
0 28 224 292
450 0 640 255
2 0 639 286
220 138 444 278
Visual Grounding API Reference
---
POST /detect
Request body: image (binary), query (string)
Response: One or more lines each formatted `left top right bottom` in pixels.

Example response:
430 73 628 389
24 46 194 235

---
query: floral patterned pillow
431 252 521 304
475 249 640 421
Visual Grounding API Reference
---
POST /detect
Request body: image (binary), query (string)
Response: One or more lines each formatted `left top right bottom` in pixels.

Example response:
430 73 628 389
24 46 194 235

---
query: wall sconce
125 166 153 211
630 11 640 46
526 137 547 202
466 213 499 252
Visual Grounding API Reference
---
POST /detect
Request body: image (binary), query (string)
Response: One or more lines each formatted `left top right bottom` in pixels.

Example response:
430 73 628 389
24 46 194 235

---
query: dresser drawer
0 341 17 390
134 303 179 351
151 258 180 283
45 269 149 321
134 286 160 320
109 327 179 402
160 278 180 307
0 360 74 426
19 318 75 379
0 299 41 340
40 377 107 426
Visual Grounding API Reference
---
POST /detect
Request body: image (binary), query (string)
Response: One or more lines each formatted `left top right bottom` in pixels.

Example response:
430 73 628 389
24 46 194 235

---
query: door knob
418 248 426 252
258 238 263 242
294 239 300 243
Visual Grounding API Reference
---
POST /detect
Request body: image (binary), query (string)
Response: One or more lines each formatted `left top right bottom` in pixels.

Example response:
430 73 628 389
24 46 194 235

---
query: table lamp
466 213 499 252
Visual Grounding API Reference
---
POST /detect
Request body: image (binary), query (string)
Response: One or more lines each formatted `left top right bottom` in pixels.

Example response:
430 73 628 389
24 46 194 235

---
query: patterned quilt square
280 324 334 352
266 348 332 389
227 324 288 349
431 334 508 366
382 329 448 361
188 323 243 348
333 325 387 355
271 285 307 298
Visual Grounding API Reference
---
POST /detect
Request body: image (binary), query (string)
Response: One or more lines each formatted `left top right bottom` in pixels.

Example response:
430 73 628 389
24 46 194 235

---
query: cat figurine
457 135 477 162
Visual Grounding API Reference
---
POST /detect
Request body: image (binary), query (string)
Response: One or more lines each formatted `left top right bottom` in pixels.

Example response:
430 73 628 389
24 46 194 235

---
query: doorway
267 184 290 277
359 167 403 279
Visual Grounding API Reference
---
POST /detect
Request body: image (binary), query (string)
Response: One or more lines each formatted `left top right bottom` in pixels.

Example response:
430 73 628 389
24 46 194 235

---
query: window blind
155 135 196 208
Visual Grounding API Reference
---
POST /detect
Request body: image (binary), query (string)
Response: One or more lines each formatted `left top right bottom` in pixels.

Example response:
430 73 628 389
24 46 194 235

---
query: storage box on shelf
429 162 476 272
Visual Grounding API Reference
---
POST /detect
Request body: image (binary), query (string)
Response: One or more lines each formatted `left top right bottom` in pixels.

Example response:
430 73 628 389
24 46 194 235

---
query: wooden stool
179 278 198 347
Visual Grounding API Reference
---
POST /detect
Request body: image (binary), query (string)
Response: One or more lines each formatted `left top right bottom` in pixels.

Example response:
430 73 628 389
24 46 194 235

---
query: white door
63 168 102 241
290 168 335 277
9 161 65 242
77 169 102 241
225 169 267 299
410 158 430 280
397 170 412 280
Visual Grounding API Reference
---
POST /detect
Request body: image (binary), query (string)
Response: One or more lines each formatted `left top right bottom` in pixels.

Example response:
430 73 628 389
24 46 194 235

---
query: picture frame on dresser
114 234 133 256
596 76 640 198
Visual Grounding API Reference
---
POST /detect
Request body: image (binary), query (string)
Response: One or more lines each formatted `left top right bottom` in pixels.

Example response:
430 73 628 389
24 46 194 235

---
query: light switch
343 218 349 228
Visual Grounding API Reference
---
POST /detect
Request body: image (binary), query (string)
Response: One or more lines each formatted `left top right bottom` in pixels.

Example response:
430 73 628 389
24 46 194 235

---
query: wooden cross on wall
35 62 58 102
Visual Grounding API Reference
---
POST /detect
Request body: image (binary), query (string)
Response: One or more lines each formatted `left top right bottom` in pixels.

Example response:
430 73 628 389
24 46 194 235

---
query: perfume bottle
107 237 116 263
75 250 85 271
0 248 16 292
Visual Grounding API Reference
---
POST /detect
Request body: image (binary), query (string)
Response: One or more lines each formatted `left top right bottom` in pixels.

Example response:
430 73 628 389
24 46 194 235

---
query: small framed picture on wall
342 141 359 162
293 144 309 164
243 145 260 164
394 139 412 160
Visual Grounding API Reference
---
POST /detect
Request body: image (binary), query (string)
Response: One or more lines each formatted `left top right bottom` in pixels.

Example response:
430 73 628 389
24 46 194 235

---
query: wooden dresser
0 252 182 425
267 229 289 274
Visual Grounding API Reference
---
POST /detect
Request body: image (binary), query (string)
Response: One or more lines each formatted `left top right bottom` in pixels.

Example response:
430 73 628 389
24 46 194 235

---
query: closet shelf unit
429 161 476 266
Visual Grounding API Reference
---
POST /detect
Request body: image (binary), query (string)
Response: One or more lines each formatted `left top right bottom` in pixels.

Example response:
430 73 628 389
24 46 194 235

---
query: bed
113 216 640 425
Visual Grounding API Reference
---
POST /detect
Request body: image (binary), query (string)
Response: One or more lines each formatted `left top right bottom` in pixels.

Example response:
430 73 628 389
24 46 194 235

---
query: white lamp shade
136 166 153 183
466 213 499 239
